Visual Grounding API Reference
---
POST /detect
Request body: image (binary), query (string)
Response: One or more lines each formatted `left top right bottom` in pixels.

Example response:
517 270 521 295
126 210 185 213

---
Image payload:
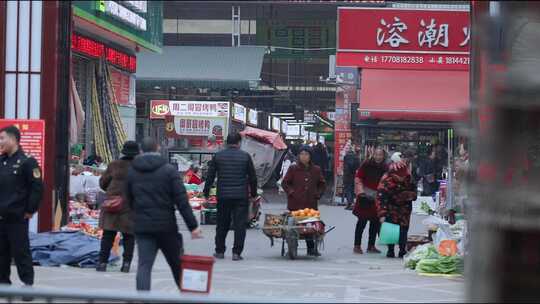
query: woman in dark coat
376 156 418 258
353 147 388 254
97 141 140 273
282 146 326 256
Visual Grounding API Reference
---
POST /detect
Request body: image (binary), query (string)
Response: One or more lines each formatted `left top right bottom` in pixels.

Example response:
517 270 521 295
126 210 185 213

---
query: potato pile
291 208 320 218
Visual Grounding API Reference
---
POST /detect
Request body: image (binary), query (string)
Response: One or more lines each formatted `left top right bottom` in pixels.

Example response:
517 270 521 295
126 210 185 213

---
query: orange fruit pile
291 208 320 218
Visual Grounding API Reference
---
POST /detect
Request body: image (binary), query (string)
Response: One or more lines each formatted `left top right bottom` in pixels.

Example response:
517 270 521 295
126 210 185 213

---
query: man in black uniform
0 125 43 287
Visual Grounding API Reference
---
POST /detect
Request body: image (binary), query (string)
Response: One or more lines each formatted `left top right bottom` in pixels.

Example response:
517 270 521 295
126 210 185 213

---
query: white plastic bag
432 224 453 249
421 215 449 231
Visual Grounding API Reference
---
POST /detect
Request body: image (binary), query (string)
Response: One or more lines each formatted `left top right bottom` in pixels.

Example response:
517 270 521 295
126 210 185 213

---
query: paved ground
8 191 465 303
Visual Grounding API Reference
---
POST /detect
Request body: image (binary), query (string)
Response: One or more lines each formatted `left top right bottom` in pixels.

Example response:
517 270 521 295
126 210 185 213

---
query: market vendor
184 164 203 185
282 145 326 257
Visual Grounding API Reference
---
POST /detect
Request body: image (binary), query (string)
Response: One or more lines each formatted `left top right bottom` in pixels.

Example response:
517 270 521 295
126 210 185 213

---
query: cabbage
404 244 438 270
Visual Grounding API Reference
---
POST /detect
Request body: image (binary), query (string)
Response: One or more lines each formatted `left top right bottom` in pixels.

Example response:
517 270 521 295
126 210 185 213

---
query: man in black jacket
204 132 257 261
0 126 43 290
126 137 202 291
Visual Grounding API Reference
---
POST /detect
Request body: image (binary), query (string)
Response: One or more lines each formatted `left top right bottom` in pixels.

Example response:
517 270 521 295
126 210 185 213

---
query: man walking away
343 146 360 209
204 132 258 261
126 138 202 291
0 126 43 294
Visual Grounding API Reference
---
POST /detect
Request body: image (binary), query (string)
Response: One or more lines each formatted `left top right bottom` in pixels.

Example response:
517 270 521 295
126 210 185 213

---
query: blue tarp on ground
30 231 118 268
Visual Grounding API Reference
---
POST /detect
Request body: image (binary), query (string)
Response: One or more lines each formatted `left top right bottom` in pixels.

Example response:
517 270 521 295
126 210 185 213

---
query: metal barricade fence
0 285 309 304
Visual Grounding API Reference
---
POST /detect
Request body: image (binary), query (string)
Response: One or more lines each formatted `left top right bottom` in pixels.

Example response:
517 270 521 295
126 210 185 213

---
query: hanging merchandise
91 61 128 164
70 77 86 146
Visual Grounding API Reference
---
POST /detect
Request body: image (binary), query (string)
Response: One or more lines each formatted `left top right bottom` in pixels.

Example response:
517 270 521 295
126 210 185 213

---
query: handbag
352 194 375 217
102 195 124 213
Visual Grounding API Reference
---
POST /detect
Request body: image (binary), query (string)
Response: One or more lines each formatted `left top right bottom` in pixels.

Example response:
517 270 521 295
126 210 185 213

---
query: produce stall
178 183 217 230
168 150 215 178
29 164 120 268
404 213 467 277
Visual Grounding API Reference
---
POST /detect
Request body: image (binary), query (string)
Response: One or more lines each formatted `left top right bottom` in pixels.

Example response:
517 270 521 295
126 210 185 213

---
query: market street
10 194 464 303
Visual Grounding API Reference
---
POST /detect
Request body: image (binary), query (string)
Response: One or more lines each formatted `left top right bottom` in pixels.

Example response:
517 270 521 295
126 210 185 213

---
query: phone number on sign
380 55 424 64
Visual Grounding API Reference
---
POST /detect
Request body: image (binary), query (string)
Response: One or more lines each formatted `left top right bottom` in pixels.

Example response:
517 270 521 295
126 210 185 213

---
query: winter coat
126 153 198 234
418 157 441 196
312 146 329 172
203 146 258 201
98 158 135 234
354 159 387 220
376 167 417 228
282 162 326 211
343 152 360 186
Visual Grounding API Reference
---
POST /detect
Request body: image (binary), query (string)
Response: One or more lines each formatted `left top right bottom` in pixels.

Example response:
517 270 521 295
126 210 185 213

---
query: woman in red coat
282 146 326 256
353 147 388 254
377 155 417 258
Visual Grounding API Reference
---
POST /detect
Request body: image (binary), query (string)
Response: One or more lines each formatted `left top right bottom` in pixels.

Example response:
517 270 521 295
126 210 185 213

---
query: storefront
70 1 162 163
64 1 163 235
336 6 470 162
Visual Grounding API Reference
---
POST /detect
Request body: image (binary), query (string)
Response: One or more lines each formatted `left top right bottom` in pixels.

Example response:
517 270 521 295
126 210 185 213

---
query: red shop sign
337 8 470 70
0 120 46 175
72 33 136 73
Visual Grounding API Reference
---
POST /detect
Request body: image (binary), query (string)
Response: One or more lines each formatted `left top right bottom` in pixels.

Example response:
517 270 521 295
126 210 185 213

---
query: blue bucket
378 222 400 245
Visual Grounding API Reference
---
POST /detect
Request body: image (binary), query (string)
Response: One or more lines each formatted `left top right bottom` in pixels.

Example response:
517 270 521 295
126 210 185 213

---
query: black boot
307 248 321 257
398 246 407 259
386 245 395 258
96 263 107 272
120 260 131 273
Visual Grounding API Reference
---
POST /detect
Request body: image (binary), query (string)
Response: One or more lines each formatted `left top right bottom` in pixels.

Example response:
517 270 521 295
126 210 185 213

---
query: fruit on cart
291 208 320 218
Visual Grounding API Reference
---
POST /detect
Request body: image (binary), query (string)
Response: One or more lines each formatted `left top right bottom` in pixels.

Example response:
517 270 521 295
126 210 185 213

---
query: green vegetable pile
404 244 439 270
404 244 464 275
416 255 464 275
420 201 435 215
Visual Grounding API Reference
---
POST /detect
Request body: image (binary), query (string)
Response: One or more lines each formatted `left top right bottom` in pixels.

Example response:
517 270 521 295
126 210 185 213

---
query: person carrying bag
352 147 388 255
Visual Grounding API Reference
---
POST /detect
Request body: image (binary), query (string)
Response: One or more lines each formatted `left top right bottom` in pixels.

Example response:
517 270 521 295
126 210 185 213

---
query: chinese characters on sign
377 17 410 48
418 19 449 48
334 67 356 178
149 100 230 119
338 8 470 70
165 116 228 138
0 120 45 173
110 68 132 106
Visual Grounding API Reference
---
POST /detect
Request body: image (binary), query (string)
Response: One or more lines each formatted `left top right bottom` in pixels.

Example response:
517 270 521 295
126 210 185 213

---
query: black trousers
99 230 135 264
216 199 249 255
0 217 34 285
135 232 181 291
342 182 355 205
388 226 410 254
354 218 380 247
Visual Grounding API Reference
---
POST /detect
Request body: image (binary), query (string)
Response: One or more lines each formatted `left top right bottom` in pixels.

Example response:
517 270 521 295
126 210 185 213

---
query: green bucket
378 222 400 245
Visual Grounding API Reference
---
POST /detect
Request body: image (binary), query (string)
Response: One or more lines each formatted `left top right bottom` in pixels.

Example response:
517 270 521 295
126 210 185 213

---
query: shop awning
240 127 287 150
358 69 470 122
136 46 265 90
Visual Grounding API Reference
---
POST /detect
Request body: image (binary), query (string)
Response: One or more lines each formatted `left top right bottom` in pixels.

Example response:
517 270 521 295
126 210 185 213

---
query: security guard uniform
0 149 43 285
